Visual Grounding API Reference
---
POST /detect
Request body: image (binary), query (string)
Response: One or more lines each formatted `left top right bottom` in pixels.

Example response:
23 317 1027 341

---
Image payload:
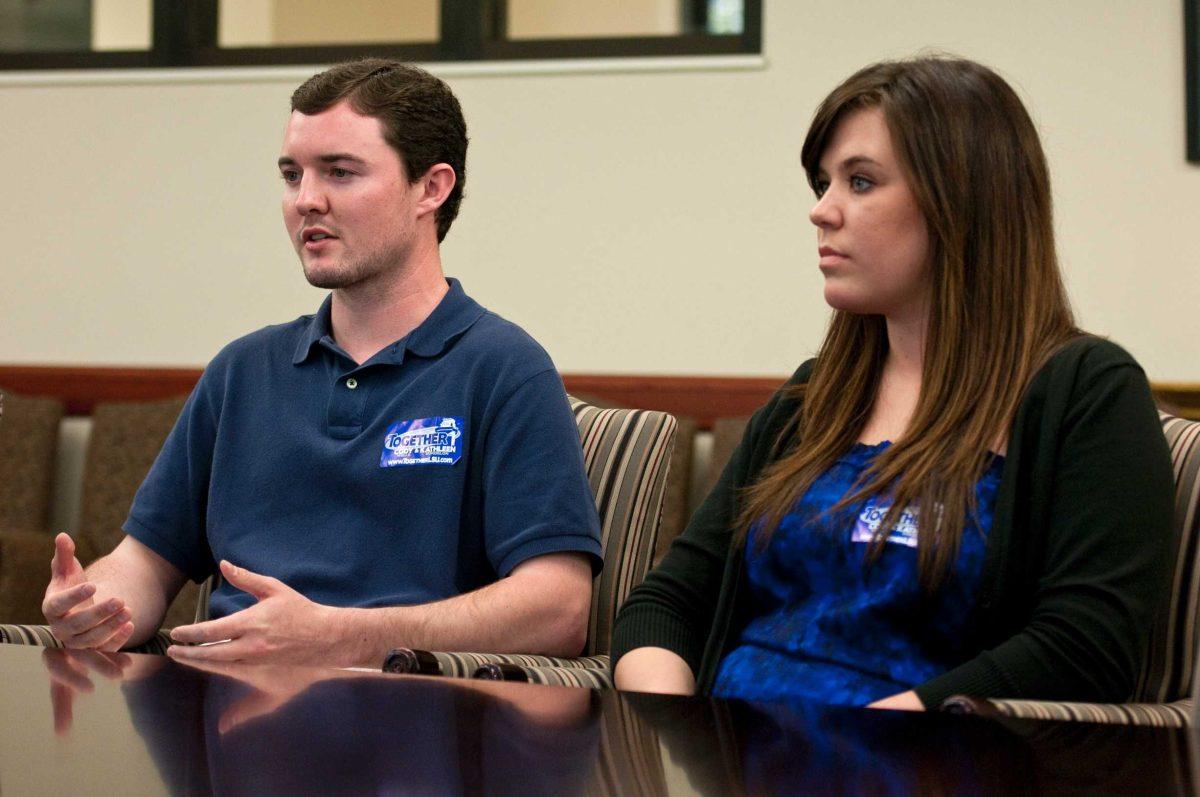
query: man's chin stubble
304 272 351 290
301 252 404 292
302 259 364 290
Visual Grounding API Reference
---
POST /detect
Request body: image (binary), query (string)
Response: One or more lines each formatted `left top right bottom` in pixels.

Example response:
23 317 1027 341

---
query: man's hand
42 648 164 736
167 560 341 667
43 533 135 651
173 659 360 734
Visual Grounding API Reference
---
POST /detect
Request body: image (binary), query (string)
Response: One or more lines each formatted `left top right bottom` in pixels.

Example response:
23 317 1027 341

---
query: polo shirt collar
293 295 334 365
404 278 486 358
292 278 485 366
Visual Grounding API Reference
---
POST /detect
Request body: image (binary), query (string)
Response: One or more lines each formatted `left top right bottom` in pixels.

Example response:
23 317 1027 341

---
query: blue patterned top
712 441 1004 707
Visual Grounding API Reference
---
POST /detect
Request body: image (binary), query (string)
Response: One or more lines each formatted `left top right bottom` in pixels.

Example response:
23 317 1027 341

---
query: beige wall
1 0 1197 380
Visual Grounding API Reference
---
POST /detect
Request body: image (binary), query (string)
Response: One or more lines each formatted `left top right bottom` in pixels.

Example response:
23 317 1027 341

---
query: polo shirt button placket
346 377 358 390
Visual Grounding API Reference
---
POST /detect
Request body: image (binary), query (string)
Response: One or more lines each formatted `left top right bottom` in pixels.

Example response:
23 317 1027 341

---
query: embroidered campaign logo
380 416 464 467
851 502 919 548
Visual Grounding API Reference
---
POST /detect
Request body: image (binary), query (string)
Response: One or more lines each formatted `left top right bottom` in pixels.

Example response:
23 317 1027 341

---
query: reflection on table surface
0 645 1191 796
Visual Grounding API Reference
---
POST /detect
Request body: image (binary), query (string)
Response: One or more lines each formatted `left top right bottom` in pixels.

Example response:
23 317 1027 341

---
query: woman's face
809 106 930 324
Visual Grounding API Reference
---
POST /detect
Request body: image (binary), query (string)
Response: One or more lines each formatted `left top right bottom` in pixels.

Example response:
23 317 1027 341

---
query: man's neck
329 249 449 365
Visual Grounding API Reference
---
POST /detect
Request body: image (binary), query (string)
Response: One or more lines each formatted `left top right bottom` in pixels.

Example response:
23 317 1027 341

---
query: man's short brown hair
291 58 468 243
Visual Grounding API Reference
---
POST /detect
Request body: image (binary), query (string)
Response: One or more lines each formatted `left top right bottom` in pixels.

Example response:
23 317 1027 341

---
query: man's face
278 100 422 291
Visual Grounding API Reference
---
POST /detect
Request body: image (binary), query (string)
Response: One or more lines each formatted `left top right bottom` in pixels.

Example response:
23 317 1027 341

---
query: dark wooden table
0 645 1190 795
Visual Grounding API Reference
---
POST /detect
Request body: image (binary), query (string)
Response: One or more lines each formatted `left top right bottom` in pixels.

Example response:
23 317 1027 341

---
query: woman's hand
867 690 925 711
613 647 697 695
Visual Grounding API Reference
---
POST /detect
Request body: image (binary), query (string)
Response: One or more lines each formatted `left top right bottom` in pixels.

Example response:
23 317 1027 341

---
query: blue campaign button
380 417 465 467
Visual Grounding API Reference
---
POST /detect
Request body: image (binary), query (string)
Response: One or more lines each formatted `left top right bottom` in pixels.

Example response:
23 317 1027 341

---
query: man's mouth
301 228 339 247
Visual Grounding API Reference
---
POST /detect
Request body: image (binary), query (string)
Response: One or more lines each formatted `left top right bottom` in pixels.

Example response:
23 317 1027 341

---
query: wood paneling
0 366 203 417
562 374 785 427
1153 384 1200 421
1 365 1197 426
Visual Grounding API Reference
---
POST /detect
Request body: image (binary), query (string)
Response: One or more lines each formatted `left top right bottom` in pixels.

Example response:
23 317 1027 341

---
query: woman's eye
850 175 873 192
813 180 829 198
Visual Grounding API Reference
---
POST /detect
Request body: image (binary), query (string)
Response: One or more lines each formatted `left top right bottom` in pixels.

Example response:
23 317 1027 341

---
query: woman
610 57 1174 710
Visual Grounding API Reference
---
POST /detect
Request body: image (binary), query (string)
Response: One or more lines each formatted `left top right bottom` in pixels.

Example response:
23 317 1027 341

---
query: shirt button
346 378 358 390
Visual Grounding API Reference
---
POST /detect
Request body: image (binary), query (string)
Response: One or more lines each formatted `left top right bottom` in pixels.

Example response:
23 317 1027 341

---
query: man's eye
281 170 300 183
850 175 873 192
331 167 352 178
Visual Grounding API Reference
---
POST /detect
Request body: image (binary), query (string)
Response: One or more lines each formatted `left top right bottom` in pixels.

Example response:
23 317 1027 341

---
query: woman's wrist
613 647 697 695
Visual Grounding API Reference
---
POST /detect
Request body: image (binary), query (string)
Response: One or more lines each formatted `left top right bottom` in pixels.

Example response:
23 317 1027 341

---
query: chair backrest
1134 413 1200 702
186 396 679 648
570 396 677 657
77 397 200 628
0 389 64 534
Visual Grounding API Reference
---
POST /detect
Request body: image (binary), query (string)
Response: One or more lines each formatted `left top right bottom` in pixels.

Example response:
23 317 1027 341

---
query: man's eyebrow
276 154 367 168
319 153 367 164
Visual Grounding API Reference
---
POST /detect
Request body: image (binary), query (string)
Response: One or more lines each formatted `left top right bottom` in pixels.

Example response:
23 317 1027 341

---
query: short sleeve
123 375 218 584
479 369 602 577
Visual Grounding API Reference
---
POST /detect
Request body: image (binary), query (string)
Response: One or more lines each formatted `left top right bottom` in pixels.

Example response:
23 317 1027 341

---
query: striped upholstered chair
384 396 678 687
945 412 1200 726
3 396 677 677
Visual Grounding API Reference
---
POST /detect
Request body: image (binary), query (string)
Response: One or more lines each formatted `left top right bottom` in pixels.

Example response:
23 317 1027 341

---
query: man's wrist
328 606 394 669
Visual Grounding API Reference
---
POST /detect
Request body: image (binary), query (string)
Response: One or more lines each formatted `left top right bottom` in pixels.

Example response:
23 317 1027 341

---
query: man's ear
415 163 456 216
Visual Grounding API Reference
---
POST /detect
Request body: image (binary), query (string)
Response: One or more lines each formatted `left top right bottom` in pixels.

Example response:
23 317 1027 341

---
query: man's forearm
84 560 166 646
165 552 594 669
332 554 592 667
84 538 186 646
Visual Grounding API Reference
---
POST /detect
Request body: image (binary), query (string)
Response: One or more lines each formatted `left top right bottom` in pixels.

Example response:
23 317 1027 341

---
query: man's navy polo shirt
124 279 602 618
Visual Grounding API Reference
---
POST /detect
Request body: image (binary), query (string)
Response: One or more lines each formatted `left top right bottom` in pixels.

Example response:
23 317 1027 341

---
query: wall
1 1 1197 380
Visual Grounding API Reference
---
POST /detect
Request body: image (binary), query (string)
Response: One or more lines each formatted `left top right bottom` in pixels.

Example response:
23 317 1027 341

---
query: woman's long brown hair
739 57 1078 591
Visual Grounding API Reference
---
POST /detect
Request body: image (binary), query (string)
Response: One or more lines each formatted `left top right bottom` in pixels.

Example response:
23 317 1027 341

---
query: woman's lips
818 246 847 267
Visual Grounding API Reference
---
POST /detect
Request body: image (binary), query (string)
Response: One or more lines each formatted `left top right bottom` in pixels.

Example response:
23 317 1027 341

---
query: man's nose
294 175 328 216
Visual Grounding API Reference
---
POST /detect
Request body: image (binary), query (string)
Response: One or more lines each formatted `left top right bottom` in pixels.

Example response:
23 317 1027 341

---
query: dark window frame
0 0 761 71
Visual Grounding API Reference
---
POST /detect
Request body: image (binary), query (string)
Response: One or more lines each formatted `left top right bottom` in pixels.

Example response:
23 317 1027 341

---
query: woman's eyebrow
838 155 881 170
816 155 882 178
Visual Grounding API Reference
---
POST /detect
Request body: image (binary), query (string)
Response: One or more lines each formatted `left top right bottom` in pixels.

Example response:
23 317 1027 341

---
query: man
41 59 601 668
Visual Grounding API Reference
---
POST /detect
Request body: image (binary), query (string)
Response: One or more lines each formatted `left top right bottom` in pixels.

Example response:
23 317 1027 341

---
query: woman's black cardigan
610 337 1175 708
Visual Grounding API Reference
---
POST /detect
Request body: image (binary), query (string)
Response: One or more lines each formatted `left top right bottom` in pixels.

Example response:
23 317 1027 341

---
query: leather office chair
945 413 1200 727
